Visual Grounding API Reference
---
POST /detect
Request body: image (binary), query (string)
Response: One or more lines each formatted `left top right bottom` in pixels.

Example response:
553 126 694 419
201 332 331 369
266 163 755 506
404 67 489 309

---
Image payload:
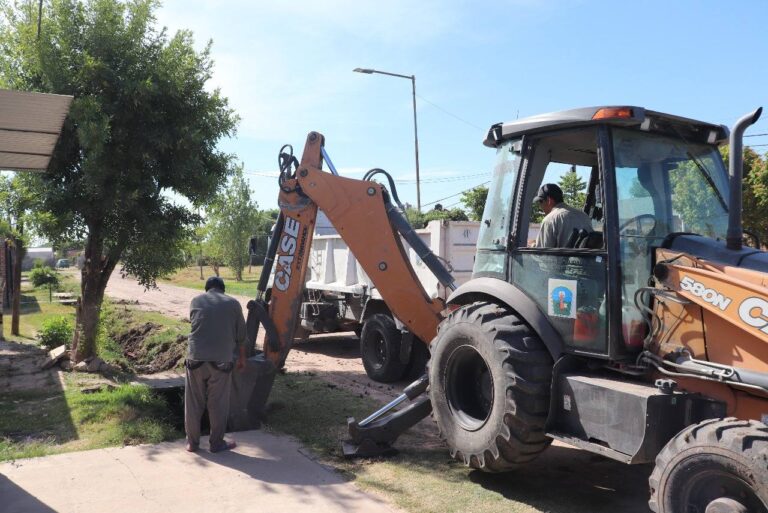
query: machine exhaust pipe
726 107 763 250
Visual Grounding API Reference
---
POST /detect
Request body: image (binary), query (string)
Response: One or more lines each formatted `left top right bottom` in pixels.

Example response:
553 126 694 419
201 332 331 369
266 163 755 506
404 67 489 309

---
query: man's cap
533 183 563 204
205 276 226 292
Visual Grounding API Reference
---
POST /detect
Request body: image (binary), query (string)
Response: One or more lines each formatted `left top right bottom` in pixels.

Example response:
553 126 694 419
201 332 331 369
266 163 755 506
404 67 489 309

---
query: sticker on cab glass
548 279 578 319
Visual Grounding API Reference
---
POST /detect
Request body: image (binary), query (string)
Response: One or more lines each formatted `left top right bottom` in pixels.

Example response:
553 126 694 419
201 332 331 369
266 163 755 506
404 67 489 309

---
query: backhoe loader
243 105 768 513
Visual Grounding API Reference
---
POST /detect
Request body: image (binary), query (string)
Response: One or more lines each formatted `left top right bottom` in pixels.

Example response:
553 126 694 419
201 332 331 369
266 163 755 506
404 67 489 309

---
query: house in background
22 247 55 270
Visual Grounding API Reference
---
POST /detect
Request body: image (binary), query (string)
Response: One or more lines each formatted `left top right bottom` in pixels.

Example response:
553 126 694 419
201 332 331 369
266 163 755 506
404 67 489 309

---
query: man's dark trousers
185 362 232 449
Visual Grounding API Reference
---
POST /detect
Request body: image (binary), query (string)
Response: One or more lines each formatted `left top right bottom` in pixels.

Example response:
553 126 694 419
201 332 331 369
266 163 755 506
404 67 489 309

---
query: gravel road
105 272 402 403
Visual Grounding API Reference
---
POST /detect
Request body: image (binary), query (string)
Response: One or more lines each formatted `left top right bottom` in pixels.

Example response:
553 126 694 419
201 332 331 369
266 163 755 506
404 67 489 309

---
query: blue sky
155 0 768 211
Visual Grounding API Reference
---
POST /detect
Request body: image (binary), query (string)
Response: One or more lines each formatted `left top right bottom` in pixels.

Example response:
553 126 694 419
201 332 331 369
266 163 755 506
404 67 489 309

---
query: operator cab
477 106 731 360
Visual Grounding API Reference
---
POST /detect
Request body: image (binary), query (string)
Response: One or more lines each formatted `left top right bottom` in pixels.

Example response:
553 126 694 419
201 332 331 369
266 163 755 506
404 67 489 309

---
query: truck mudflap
342 374 431 458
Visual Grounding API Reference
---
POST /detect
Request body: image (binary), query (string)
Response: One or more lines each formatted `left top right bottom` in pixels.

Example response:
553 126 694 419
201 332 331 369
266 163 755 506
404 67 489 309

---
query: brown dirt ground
0 340 63 393
116 322 187 374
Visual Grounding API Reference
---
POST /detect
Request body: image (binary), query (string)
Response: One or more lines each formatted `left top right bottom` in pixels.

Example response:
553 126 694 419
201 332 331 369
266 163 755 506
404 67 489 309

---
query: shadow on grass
18 295 41 313
0 387 77 461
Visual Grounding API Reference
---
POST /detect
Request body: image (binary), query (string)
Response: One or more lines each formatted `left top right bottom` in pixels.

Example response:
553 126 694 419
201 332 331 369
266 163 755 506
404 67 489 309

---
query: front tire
649 418 768 513
429 301 553 472
360 314 406 383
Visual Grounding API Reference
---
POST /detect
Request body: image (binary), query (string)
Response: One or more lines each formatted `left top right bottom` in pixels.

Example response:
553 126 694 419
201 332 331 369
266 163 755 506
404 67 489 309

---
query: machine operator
533 183 592 248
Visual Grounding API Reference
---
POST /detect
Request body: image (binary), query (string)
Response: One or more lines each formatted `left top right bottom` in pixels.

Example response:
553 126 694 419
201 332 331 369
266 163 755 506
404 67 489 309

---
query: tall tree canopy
205 166 260 282
0 0 238 359
558 167 587 207
461 186 488 221
721 146 768 247
0 175 35 335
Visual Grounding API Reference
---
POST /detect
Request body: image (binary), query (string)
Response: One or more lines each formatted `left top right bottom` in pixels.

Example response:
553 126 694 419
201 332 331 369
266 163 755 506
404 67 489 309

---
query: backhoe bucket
227 300 280 431
228 351 276 431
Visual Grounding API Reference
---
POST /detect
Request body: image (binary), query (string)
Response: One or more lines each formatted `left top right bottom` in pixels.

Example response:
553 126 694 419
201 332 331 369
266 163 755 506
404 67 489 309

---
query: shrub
39 316 73 350
29 266 59 289
30 266 57 287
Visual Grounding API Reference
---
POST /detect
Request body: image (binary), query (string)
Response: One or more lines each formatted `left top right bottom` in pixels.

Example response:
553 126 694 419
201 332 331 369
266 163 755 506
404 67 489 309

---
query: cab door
508 126 612 357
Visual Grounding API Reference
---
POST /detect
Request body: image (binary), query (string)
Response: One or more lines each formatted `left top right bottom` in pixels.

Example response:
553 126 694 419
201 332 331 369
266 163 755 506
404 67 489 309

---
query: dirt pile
117 322 187 374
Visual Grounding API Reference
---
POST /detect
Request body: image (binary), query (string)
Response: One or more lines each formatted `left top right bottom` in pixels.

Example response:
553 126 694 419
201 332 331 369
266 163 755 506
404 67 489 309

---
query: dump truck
299 215 479 381
240 105 768 513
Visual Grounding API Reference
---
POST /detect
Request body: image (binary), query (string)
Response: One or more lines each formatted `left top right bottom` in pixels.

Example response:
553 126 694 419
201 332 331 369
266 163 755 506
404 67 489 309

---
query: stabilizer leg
342 374 431 458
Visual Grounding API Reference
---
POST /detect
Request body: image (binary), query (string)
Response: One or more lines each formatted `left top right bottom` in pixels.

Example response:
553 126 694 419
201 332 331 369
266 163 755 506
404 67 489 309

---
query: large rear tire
360 314 406 383
649 417 768 513
429 301 553 472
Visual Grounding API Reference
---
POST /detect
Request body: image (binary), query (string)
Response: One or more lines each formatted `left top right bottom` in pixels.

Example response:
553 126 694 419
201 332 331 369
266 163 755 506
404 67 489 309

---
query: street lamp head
353 68 374 74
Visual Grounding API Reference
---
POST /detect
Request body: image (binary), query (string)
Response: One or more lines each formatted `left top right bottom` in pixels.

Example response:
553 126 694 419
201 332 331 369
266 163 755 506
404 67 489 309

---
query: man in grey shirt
185 276 246 453
533 183 593 248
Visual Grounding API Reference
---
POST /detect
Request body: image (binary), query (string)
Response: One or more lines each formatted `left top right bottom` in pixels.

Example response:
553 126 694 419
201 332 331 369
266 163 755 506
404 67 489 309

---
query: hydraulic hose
384 197 456 292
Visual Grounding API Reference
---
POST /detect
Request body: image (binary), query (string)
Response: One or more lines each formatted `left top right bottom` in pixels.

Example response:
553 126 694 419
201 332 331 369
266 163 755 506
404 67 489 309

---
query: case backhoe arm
255 131 447 367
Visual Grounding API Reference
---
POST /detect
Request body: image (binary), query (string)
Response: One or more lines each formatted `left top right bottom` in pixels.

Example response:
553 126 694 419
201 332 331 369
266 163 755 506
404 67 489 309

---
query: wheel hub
705 497 748 513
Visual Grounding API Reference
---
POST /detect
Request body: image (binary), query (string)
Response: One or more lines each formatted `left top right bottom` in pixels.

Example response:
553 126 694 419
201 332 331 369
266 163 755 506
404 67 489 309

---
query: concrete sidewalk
0 430 398 513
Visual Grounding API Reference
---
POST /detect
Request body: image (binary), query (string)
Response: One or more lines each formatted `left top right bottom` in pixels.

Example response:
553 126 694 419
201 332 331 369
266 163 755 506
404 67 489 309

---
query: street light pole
354 68 421 211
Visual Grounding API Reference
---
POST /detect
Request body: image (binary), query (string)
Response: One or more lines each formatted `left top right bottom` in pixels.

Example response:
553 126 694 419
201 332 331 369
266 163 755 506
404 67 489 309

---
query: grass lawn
265 372 561 513
3 271 79 343
1 273 183 462
160 265 262 297
0 382 182 462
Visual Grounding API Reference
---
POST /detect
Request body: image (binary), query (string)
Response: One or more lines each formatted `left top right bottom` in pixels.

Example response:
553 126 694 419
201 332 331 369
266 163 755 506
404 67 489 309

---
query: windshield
477 139 521 250
613 128 730 240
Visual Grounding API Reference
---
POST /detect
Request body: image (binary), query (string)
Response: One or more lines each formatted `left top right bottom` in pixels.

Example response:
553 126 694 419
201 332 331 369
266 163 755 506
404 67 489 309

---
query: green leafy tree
201 226 226 277
629 178 651 198
422 206 469 224
558 167 587 207
206 166 260 281
0 0 238 360
248 208 278 265
0 175 34 335
460 186 488 221
404 206 425 229
669 160 726 237
721 146 768 247
29 266 59 288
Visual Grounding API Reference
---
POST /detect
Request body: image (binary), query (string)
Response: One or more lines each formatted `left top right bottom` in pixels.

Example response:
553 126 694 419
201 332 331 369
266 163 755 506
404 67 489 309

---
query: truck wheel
360 314 406 383
429 301 553 472
649 418 768 513
402 337 430 381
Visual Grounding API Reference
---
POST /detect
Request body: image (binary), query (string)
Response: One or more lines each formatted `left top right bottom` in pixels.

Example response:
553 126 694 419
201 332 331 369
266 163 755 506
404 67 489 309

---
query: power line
422 181 490 208
416 94 486 132
243 170 279 178
394 172 490 184
745 133 768 138
746 143 768 147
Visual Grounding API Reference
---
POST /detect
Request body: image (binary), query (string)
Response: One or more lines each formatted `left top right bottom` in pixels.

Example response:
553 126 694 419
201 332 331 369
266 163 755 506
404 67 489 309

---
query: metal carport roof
0 89 72 172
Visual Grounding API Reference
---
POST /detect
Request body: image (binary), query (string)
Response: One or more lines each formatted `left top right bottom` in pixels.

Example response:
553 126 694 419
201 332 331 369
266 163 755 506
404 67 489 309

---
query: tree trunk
0 240 5 342
77 274 105 361
11 239 24 336
73 228 118 362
